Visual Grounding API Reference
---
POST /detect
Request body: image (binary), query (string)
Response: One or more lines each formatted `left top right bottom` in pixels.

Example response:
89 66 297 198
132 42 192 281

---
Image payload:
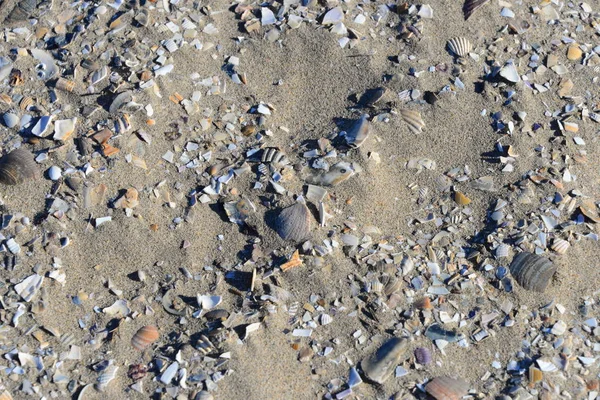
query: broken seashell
463 0 490 20
551 238 570 255
19 96 33 111
274 201 312 242
281 250 302 272
53 118 77 141
55 77 75 92
5 0 36 23
358 87 387 108
103 299 130 317
322 7 344 25
95 365 118 392
14 274 43 302
414 347 432 365
447 37 472 58
197 295 222 310
361 337 408 384
3 113 19 129
261 147 289 165
223 197 255 225
305 161 355 187
345 114 371 148
509 252 556 292
454 191 471 205
306 185 328 203
0 149 41 185
131 326 159 351
400 109 425 134
425 376 470 400
495 243 510 258
499 61 520 83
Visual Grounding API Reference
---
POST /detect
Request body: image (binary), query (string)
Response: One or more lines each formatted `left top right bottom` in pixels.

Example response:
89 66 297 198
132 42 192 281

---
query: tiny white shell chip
197 295 222 310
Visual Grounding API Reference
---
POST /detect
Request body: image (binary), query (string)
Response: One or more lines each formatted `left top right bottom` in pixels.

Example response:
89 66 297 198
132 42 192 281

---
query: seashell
14 274 43 302
3 113 19 128
400 109 425 134
91 66 108 85
384 278 402 296
55 77 75 92
425 376 469 400
53 118 77 141
6 238 20 254
31 116 52 137
194 391 214 400
551 238 570 255
499 62 520 83
81 59 99 70
197 295 222 310
181 18 197 30
114 114 131 133
109 91 133 114
19 97 34 111
0 390 13 400
195 334 215 354
5 0 37 23
463 0 490 20
261 147 289 165
425 323 463 342
47 166 62 181
275 201 312 242
320 314 332 325
322 7 344 25
224 197 256 225
361 337 408 384
345 114 371 148
495 243 510 258
163 39 179 53
368 279 384 293
414 347 432 365
359 87 387 107
30 49 58 81
103 299 130 316
135 9 149 27
131 325 159 351
0 149 41 185
454 191 471 205
509 252 556 292
95 364 118 392
306 184 328 203
447 37 472 58
305 161 355 187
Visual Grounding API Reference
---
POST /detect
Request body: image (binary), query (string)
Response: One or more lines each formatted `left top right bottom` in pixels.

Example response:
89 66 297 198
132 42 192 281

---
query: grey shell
0 149 41 185
361 337 407 384
275 202 312 242
5 0 37 23
509 252 556 292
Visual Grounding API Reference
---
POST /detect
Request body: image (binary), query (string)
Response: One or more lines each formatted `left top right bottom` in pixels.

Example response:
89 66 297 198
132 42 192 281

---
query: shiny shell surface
0 149 41 185
275 202 312 242
447 37 473 57
361 337 407 384
425 376 469 400
345 114 371 148
131 325 159 351
509 252 556 292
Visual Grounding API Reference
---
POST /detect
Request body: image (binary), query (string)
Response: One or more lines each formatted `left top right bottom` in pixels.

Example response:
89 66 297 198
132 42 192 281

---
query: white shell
369 279 384 293
3 113 19 128
306 184 328 203
400 109 425 134
160 362 179 384
495 243 510 258
320 314 333 325
53 118 77 141
447 37 473 57
5 238 20 254
91 66 108 85
163 39 178 52
261 7 276 25
102 299 130 316
30 49 58 81
47 166 62 181
31 116 52 137
551 238 570 255
499 62 520 83
14 274 43 302
197 295 222 310
95 365 118 392
181 18 196 30
322 7 344 25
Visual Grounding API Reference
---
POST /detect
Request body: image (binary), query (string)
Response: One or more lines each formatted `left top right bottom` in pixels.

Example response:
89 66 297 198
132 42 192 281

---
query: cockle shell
509 252 556 292
95 365 118 392
463 0 490 20
275 202 312 242
425 376 469 400
345 114 371 148
551 238 570 255
361 337 408 384
0 149 41 185
131 325 159 351
400 109 425 134
447 37 473 58
305 161 355 187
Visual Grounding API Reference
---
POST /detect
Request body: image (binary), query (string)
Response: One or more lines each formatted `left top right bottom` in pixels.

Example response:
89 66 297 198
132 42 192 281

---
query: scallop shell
447 37 473 58
0 149 41 185
361 337 408 384
425 376 469 400
509 252 556 292
19 96 34 111
261 147 289 165
131 325 159 351
551 238 570 255
414 347 432 365
95 365 118 392
345 114 371 148
400 109 425 134
463 0 490 20
320 314 332 325
305 161 355 187
275 202 312 242
369 279 384 293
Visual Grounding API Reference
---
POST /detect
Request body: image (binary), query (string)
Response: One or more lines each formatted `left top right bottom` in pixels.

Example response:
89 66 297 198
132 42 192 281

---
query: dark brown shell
463 0 490 20
275 202 312 242
509 252 556 292
425 376 469 400
0 149 41 185
5 0 37 23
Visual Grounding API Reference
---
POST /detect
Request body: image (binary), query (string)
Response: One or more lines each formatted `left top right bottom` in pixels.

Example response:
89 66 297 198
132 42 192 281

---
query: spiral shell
447 37 473 58
509 252 556 292
0 149 41 185
551 238 570 255
425 376 469 400
131 325 159 351
275 202 312 242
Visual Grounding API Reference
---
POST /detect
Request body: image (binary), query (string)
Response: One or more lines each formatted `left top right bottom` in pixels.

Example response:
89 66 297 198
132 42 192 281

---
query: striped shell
19 96 34 110
426 376 469 400
361 337 408 384
275 202 312 242
345 114 371 148
55 77 75 92
0 149 41 185
509 252 556 292
551 238 570 255
131 325 159 351
414 347 432 365
261 147 289 165
447 37 473 58
463 0 490 20
163 39 178 52
400 109 425 134
95 365 118 392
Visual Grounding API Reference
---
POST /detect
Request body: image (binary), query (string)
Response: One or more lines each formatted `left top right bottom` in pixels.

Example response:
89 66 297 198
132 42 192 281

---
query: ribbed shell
163 39 178 52
5 0 37 23
131 325 159 351
0 149 41 185
19 97 33 111
425 376 469 400
361 337 408 384
261 147 289 165
275 202 312 242
55 78 75 92
463 0 490 20
414 347 432 365
345 114 371 148
400 109 425 134
95 365 118 392
509 252 556 292
551 239 570 255
447 37 473 58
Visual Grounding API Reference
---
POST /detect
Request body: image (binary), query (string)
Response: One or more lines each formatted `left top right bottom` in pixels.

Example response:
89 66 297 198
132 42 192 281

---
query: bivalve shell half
447 37 472 58
0 390 13 400
509 252 556 292
345 114 371 148
3 113 19 128
0 149 41 185
463 0 490 20
275 202 312 242
131 325 159 351
400 109 425 134
95 365 118 392
361 337 408 384
425 376 469 400
551 238 570 255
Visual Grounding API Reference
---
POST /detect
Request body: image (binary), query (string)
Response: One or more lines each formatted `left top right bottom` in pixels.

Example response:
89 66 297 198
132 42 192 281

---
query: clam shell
3 113 19 128
275 202 312 242
463 0 490 20
131 325 159 351
425 376 469 400
345 114 371 148
509 252 556 292
19 96 34 110
305 161 355 187
400 109 425 134
0 149 41 185
495 243 510 258
551 238 570 255
361 337 408 384
447 37 472 58
414 347 432 365
95 365 118 392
